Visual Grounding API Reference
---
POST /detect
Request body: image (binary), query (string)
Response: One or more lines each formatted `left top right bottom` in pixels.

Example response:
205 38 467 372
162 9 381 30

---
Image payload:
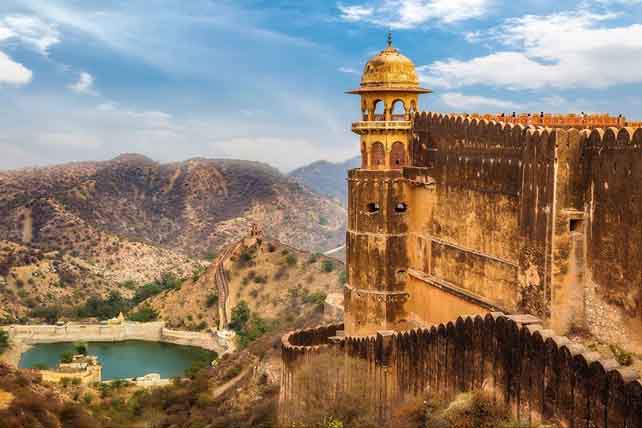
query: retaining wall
279 315 642 427
1 321 228 355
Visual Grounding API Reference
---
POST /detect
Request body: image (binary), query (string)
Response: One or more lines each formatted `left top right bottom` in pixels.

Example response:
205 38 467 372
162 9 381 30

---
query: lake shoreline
0 341 31 368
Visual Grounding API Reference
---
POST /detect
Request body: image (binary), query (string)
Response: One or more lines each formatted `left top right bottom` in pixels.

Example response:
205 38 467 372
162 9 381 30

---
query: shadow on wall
279 314 642 427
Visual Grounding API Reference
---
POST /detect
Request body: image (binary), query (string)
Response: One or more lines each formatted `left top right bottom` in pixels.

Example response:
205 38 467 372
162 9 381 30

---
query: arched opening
395 202 408 213
390 142 406 168
391 99 406 120
372 100 385 121
409 100 417 115
371 142 385 169
361 142 368 169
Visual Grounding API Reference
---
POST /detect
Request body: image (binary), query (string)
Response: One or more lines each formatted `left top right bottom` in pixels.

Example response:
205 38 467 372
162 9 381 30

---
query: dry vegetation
0 154 345 321
147 236 345 332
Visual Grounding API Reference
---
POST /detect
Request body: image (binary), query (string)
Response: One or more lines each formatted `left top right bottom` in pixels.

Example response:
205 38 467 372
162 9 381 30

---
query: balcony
351 120 411 133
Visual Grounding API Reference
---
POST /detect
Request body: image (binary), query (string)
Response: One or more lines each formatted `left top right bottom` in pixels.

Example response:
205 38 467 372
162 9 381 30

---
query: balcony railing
352 121 412 132
366 114 409 121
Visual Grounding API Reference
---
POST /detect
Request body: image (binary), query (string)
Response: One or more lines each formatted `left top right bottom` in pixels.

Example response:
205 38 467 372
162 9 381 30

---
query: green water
19 341 216 380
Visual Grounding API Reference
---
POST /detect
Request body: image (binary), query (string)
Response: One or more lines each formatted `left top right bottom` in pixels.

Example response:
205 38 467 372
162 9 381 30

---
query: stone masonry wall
279 315 642 427
2 321 228 355
410 112 642 335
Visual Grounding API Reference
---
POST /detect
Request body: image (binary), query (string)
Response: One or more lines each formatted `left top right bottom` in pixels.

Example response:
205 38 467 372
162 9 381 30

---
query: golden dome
349 33 430 94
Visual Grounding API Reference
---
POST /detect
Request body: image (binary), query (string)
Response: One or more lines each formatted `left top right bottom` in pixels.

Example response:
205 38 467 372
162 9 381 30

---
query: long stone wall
279 315 642 427
409 112 642 336
1 321 229 357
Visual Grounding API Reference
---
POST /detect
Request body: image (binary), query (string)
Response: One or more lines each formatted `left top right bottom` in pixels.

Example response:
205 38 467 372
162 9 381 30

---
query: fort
279 34 642 426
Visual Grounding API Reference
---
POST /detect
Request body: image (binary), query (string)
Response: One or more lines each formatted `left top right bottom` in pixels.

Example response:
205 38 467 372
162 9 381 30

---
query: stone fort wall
279 315 642 427
407 112 642 339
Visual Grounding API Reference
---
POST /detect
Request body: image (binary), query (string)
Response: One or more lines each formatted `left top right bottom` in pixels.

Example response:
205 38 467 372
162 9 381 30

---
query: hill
0 155 346 320
146 233 345 333
288 156 360 206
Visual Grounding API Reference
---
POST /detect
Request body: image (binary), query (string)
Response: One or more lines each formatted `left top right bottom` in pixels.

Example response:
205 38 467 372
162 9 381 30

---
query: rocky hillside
0 154 346 258
289 156 360 206
146 233 345 332
0 155 346 320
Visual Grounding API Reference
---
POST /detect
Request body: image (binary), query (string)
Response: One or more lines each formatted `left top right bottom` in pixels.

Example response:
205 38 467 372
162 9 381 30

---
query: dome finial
387 30 393 47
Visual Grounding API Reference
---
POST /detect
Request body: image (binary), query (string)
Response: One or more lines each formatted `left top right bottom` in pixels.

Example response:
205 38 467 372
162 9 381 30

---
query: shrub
307 253 321 264
230 301 251 333
128 305 159 322
0 330 10 353
120 280 137 290
322 260 335 273
285 254 298 267
610 344 634 366
303 291 327 307
29 305 62 324
318 216 329 226
338 270 347 285
74 342 88 355
205 293 218 308
60 351 74 364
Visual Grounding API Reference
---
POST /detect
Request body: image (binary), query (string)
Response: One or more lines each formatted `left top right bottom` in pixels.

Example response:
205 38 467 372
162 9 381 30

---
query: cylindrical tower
345 33 431 336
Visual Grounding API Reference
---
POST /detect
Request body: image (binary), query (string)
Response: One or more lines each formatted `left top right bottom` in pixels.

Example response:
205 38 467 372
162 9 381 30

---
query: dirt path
211 366 253 400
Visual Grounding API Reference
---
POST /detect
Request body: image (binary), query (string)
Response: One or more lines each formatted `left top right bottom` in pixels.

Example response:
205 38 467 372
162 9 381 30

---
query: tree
229 301 251 333
0 329 9 354
128 305 159 322
322 260 335 273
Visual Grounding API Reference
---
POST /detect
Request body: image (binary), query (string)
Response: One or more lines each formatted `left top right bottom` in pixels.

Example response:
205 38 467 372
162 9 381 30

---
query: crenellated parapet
440 112 635 129
279 314 642 427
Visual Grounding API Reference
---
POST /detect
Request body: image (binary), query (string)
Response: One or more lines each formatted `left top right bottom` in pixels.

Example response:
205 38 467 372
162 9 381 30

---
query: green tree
285 254 298 267
229 301 251 333
0 329 9 354
322 260 335 273
128 305 159 322
60 351 74 364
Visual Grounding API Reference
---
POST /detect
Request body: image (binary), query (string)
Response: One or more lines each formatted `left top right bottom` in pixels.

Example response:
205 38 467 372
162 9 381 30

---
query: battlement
413 111 642 149
440 112 641 129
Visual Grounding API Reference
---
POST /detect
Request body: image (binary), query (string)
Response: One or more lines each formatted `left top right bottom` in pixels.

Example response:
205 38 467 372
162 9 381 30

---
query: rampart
279 315 642 427
407 112 642 338
1 321 229 357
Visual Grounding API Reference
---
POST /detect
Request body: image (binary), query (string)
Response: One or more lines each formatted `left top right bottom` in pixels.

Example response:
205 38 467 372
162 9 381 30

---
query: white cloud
0 50 32 86
420 10 642 90
68 71 98 95
0 15 60 55
440 92 524 110
338 0 492 28
338 66 359 74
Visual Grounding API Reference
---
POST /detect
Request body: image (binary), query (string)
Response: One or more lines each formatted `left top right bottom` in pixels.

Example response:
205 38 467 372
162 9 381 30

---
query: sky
1 0 642 172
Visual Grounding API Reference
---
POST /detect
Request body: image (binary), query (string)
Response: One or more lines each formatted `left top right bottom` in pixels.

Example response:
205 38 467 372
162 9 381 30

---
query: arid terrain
146 234 345 331
0 154 346 320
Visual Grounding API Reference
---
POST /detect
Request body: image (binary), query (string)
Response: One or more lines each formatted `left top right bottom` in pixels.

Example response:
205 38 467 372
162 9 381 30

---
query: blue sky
1 0 642 171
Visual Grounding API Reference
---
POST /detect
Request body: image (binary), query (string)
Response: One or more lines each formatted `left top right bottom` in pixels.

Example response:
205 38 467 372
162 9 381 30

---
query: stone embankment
0 321 234 366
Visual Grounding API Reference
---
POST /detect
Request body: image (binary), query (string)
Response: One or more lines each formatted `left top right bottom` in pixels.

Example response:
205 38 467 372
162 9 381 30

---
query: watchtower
344 34 431 336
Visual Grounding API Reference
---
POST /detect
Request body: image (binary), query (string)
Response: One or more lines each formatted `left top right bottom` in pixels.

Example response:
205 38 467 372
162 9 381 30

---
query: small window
569 218 584 232
395 202 408 213
367 203 380 214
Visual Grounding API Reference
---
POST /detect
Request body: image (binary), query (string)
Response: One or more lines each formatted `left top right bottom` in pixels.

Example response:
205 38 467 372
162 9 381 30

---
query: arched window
371 142 385 169
391 99 406 120
373 100 385 121
361 142 368 169
390 142 406 168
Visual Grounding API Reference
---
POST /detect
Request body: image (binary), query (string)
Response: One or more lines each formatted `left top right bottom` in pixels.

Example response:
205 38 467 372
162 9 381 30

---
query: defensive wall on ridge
279 315 642 427
405 112 642 339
